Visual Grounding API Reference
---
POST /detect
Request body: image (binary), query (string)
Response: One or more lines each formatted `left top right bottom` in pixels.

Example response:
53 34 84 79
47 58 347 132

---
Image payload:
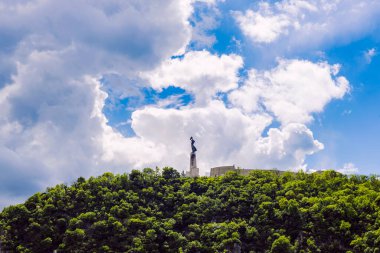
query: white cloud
234 0 316 43
364 48 377 64
190 6 219 48
234 7 292 43
0 0 196 75
234 0 380 52
309 162 359 174
130 101 322 173
337 163 359 174
238 123 323 171
141 50 243 105
0 0 199 208
229 59 350 124
131 101 271 172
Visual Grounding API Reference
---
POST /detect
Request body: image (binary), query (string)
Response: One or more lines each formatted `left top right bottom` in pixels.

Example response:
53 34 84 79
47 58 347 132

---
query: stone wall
210 165 237 176
210 166 285 177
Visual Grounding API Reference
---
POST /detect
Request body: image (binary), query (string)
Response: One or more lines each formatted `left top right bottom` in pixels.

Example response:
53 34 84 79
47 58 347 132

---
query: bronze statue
190 136 197 153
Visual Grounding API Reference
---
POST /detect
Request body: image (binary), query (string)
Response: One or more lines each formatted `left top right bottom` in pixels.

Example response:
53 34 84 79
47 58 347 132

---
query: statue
188 136 199 177
190 136 197 153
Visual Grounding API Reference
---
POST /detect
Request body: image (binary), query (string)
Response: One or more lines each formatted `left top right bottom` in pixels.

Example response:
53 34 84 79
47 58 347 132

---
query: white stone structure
186 152 199 177
210 166 284 177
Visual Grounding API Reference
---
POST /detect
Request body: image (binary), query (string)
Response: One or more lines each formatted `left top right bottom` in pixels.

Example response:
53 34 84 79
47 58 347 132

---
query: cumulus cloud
237 123 323 171
130 101 322 172
131 102 266 172
234 0 380 51
234 4 288 43
337 163 359 174
234 0 316 43
0 53 103 186
141 50 243 105
0 0 200 208
229 59 350 124
0 0 196 80
135 57 341 172
189 2 221 48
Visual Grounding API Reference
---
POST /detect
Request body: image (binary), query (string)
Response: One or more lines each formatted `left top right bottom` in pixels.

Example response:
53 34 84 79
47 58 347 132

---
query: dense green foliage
1 168 380 252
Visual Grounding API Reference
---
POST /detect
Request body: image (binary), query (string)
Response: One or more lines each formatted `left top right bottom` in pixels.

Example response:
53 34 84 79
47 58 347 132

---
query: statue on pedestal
190 136 197 153
187 136 199 177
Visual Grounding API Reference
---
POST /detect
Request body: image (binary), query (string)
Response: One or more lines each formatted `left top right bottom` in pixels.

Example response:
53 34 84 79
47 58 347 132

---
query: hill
1 168 380 252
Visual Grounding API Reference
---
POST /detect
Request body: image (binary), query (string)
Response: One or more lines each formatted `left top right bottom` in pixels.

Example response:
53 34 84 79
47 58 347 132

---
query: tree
271 235 294 253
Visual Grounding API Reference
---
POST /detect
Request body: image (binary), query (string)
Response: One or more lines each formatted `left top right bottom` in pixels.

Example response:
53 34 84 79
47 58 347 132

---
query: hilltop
1 168 380 252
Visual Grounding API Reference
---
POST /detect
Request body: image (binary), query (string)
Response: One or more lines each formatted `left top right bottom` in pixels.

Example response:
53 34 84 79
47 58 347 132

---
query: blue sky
306 37 380 174
0 0 380 207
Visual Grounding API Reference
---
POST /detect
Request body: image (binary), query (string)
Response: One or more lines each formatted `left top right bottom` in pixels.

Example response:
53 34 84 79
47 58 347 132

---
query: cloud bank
234 0 380 52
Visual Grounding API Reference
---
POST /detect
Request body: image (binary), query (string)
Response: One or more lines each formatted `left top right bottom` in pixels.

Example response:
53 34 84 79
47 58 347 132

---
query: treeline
1 168 380 252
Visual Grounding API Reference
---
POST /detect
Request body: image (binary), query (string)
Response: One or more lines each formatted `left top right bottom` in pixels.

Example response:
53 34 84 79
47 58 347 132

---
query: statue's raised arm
190 136 197 153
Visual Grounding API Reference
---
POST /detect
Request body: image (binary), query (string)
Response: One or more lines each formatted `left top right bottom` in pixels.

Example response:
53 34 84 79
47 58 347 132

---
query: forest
1 168 380 253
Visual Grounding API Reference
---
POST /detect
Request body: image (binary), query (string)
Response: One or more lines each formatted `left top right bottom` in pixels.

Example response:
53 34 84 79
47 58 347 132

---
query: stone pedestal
186 152 199 177
190 153 196 168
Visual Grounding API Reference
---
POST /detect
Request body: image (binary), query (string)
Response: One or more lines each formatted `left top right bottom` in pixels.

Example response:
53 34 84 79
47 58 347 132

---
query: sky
0 0 380 208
